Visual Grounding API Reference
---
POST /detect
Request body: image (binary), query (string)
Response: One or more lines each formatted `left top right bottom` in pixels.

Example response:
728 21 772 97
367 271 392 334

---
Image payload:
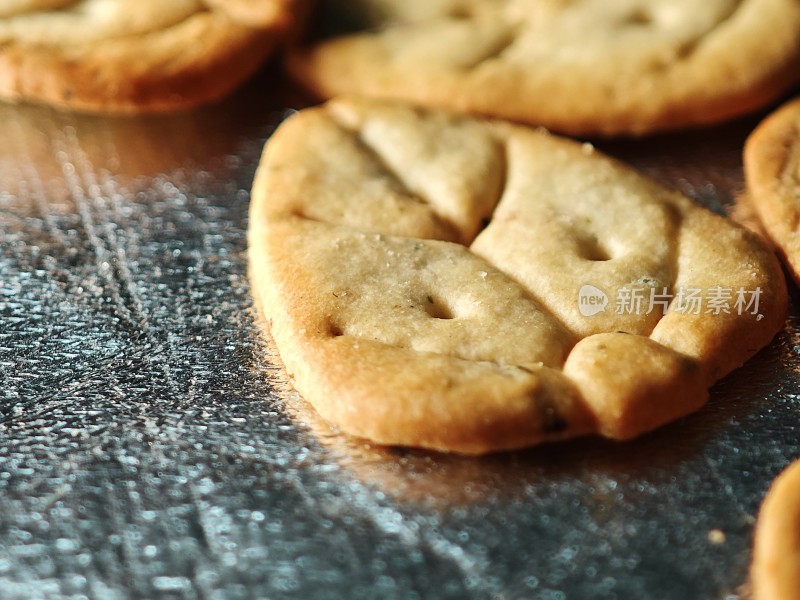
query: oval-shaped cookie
0 0 301 113
745 96 800 283
287 0 800 136
248 97 787 454
752 459 800 600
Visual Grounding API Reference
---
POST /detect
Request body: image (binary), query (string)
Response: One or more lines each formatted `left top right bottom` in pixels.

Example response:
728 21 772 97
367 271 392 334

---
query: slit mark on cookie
487 137 509 223
461 28 519 70
579 238 612 262
423 294 455 320
327 114 429 206
471 137 509 240
624 8 653 27
447 6 475 20
290 209 326 224
674 39 700 62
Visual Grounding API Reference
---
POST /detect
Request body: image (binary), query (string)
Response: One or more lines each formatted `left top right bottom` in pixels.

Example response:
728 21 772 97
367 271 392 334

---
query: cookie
248 97 787 454
745 97 800 283
0 0 300 113
752 459 800 600
287 0 800 136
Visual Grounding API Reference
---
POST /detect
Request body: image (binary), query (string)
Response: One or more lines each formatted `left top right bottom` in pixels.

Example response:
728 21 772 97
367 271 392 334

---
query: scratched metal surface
1 68 800 599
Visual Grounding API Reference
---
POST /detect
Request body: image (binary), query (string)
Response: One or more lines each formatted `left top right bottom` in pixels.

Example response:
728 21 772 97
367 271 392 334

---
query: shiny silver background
1 71 799 599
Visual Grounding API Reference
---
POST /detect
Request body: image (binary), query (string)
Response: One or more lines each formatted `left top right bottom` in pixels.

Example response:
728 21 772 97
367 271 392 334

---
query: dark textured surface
2 73 800 600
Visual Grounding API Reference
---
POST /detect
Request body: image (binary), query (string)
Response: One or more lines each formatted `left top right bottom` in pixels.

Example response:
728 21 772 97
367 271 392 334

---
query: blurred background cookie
288 0 800 136
0 0 303 113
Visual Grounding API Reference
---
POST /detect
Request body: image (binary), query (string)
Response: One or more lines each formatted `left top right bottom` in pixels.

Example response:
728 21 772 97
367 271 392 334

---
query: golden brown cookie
248 97 787 454
0 0 300 113
752 459 800 600
287 0 800 137
745 97 800 283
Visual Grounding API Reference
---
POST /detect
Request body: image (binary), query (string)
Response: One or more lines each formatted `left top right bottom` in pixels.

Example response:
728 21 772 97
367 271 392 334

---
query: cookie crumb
708 529 726 544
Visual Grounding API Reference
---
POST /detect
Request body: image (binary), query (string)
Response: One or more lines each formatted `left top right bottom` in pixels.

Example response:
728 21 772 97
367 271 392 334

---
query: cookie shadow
0 61 307 189
268 325 792 510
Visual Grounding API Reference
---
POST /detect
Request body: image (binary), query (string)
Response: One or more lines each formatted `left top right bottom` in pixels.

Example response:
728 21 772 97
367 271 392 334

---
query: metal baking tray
2 68 799 599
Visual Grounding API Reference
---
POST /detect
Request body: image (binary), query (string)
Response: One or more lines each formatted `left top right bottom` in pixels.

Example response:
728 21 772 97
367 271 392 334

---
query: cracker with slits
0 0 301 113
745 97 800 284
287 0 800 136
248 97 787 454
751 459 800 600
